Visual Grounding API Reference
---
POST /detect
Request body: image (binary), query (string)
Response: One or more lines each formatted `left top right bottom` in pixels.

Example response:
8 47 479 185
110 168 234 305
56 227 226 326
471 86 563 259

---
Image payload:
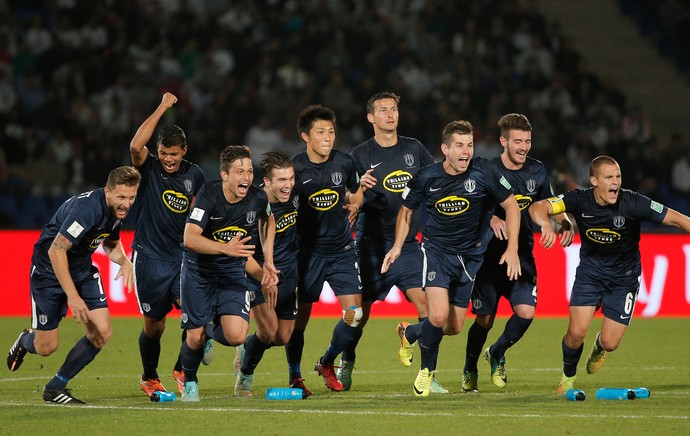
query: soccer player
129 92 207 397
345 91 439 392
462 113 574 393
383 120 522 397
6 166 141 404
285 104 363 393
234 150 301 397
177 145 277 402
529 155 690 393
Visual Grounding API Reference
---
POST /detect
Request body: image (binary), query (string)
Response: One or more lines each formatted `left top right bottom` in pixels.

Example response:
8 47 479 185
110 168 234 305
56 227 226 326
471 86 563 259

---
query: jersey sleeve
58 195 101 246
486 161 513 204
401 171 424 210
349 147 366 175
627 191 668 224
344 155 361 193
417 141 435 168
187 184 211 229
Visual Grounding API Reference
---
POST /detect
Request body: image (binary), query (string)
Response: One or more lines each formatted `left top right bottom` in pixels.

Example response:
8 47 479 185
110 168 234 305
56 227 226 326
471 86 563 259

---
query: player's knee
474 315 494 330
35 341 58 356
343 306 363 327
599 335 620 352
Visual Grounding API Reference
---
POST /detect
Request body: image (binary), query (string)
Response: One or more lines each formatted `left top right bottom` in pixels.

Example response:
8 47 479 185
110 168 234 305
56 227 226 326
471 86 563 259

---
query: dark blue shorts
298 249 361 303
359 242 424 303
472 255 538 315
422 246 483 309
180 265 250 329
29 264 108 331
248 262 298 320
132 250 181 319
569 269 640 326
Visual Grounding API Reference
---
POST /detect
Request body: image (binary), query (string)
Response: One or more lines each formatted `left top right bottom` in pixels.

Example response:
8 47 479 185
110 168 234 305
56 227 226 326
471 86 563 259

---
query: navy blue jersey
31 189 122 283
350 136 435 251
185 181 270 274
254 193 299 268
484 156 553 260
551 188 667 276
132 153 205 261
292 149 360 255
403 158 513 256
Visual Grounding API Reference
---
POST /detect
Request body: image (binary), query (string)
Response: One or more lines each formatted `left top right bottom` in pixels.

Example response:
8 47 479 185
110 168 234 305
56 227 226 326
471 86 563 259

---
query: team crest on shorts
464 179 476 193
331 171 343 186
142 303 151 312
404 153 415 167
246 210 256 224
39 314 48 325
249 291 256 302
427 271 436 282
472 298 482 309
181 313 188 323
613 215 625 228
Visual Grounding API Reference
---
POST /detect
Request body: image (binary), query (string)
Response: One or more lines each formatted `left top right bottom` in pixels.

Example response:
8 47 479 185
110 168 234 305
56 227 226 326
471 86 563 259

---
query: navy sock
139 330 161 380
180 340 203 383
419 322 443 371
241 334 269 376
562 339 583 377
341 328 363 362
464 322 490 373
491 314 533 359
46 336 101 390
286 328 305 381
405 319 425 345
173 330 186 372
322 320 358 365
206 323 230 346
20 330 36 354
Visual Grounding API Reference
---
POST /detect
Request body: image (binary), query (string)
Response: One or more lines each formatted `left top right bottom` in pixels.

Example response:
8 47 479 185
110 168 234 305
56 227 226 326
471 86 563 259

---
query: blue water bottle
631 387 650 399
266 388 306 400
565 389 586 401
150 391 177 402
595 388 636 400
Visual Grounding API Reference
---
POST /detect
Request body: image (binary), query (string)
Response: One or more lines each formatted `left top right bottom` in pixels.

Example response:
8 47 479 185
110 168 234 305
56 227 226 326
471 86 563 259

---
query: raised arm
130 92 178 167
661 208 690 233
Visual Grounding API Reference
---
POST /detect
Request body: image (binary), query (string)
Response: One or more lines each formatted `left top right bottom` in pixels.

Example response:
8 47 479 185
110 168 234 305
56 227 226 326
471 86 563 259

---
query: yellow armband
546 197 566 215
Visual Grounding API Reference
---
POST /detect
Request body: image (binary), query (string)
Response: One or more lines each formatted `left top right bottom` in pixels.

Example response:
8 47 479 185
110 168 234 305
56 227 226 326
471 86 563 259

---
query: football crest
404 153 415 167
331 171 343 186
464 179 476 193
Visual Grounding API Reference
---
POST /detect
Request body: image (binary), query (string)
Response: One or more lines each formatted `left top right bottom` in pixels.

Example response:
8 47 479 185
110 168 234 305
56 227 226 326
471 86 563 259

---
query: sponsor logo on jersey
89 232 110 249
435 195 470 216
499 176 512 190
514 194 533 210
162 190 190 213
67 221 84 238
212 226 248 243
331 172 343 186
613 215 625 228
526 179 536 193
586 228 621 244
404 154 415 167
650 201 663 213
383 170 413 193
464 179 476 193
276 211 298 233
308 189 339 211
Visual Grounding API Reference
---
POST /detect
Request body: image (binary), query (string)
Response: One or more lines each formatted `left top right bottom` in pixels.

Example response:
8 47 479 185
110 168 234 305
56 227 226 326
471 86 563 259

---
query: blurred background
1 0 689 229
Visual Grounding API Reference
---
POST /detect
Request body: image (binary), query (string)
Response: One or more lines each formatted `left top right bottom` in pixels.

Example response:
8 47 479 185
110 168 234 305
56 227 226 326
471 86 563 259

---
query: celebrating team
7 91 690 403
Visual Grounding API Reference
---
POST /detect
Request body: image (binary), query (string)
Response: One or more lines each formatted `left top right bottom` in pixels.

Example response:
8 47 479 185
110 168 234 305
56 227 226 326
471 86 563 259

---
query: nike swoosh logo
303 179 312 184
429 187 441 192
413 385 424 395
620 315 630 320
210 216 223 220
581 213 594 218
242 309 249 315
370 162 383 168
100 296 107 302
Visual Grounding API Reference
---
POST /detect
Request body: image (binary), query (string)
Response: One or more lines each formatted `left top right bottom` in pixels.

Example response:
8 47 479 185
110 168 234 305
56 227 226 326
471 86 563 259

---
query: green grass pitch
1 316 689 435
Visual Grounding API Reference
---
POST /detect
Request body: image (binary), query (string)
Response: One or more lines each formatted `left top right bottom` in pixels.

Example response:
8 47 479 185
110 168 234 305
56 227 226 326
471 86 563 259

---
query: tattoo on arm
51 234 73 252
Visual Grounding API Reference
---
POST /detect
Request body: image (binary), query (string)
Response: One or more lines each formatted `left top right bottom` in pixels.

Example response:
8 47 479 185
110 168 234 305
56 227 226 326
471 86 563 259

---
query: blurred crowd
1 0 689 228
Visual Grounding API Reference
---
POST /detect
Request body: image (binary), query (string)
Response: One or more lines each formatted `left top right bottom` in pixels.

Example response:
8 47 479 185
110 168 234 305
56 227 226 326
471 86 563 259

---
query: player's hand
115 259 135 293
67 295 90 324
539 224 557 249
261 261 280 288
263 284 278 311
343 203 360 226
558 219 574 247
360 169 377 190
490 216 507 240
381 246 401 274
161 92 177 109
499 248 522 281
224 233 255 258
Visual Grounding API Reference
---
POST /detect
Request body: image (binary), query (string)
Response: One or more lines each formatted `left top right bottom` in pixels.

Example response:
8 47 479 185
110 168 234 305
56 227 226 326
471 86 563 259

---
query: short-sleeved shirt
31 189 122 283
132 153 206 261
350 136 435 253
483 156 553 262
252 193 299 269
184 181 270 276
292 149 360 256
547 188 667 277
402 158 513 256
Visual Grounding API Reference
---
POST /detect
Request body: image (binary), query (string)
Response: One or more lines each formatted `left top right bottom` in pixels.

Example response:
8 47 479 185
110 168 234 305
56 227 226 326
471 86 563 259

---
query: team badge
292 196 300 209
246 210 256 224
427 271 436 282
404 153 415 167
331 171 343 186
142 303 151 312
249 291 256 302
39 314 48 325
613 215 625 228
464 179 476 193
526 179 536 193
472 298 482 310
181 313 188 323
184 179 193 193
